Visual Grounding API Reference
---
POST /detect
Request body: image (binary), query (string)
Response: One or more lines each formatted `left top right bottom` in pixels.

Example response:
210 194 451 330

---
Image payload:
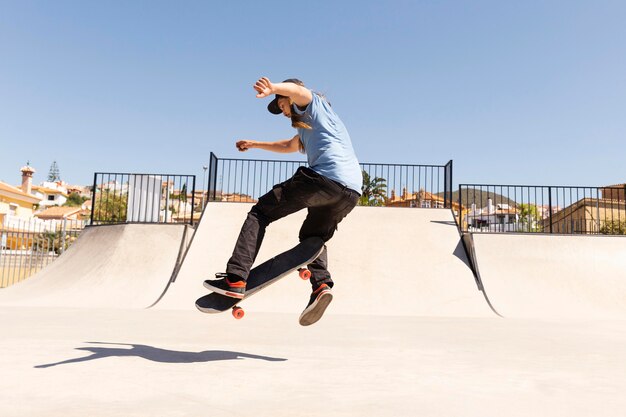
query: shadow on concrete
430 220 457 227
453 239 472 269
35 342 287 368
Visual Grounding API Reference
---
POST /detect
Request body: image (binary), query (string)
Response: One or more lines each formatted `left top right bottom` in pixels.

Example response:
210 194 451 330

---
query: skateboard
195 237 325 319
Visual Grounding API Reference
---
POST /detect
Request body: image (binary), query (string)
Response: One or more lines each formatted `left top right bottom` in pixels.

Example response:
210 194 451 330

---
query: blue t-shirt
294 93 363 194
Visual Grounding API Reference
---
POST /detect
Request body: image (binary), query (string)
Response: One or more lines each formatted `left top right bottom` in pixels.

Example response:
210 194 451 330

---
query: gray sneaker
299 284 333 326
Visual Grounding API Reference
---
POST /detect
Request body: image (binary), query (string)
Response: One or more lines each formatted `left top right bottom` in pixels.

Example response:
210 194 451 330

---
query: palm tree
359 171 387 206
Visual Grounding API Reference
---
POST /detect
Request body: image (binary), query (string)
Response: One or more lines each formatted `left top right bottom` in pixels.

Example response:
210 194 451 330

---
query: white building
465 199 521 232
32 181 69 208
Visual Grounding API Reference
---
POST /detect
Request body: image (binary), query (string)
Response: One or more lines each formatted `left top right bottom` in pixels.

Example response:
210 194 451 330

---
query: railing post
458 184 463 232
208 152 218 201
190 176 196 226
444 160 453 209
548 186 553 234
60 219 67 255
90 172 98 225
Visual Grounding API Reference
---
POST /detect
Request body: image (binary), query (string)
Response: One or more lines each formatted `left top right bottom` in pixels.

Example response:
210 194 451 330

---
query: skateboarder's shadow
35 342 287 368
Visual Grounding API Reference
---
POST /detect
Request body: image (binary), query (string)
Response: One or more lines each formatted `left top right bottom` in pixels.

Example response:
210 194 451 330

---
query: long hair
289 103 309 153
290 103 312 130
289 92 331 130
290 92 331 153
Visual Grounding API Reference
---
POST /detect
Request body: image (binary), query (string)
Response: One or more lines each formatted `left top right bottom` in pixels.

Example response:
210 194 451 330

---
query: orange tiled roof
32 186 68 196
387 190 443 204
35 206 82 219
222 194 257 203
0 181 40 202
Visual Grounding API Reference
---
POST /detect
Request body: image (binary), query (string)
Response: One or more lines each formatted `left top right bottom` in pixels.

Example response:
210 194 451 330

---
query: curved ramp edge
472 233 626 319
0 223 190 309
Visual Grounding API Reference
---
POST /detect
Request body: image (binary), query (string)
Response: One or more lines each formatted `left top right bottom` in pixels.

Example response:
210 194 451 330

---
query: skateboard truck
229 267 311 320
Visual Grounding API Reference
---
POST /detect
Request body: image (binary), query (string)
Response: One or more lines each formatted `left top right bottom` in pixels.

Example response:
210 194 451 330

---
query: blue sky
1 0 625 189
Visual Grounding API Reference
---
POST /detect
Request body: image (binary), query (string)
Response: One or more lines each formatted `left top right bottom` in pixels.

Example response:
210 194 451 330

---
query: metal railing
1 218 86 287
458 184 626 235
205 152 453 209
91 173 197 225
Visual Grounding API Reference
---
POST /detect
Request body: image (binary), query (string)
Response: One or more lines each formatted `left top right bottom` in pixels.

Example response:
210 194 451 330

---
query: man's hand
235 136 300 154
236 140 256 152
253 77 274 98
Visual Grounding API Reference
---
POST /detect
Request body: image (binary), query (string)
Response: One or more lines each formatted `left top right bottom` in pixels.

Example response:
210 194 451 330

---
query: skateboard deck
195 237 325 318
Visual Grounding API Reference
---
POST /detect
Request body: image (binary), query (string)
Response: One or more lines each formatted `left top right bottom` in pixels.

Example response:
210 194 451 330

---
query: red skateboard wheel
298 268 311 280
232 307 245 319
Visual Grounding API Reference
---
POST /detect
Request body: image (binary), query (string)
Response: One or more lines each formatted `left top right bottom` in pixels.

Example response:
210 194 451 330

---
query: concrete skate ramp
156 203 494 317
472 233 626 319
0 223 190 309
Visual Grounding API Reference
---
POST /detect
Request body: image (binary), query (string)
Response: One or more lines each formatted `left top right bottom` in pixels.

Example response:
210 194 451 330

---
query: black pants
226 167 360 289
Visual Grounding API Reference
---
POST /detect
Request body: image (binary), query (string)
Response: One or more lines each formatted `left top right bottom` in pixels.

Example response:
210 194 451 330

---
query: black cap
267 78 305 114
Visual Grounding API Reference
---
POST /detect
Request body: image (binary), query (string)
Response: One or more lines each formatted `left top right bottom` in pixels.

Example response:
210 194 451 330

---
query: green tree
32 231 77 255
48 161 61 182
93 189 127 223
64 192 88 207
600 220 626 235
359 171 387 206
518 203 541 232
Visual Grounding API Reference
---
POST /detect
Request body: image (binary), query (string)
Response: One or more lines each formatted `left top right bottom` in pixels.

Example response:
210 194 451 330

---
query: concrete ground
2 307 626 417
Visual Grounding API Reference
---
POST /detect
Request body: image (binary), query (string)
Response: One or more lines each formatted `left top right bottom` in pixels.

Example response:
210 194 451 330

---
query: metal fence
458 184 626 235
91 173 197 225
205 152 453 208
0 218 86 287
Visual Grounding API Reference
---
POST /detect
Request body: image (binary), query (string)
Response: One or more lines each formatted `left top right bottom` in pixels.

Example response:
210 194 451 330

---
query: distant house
601 184 626 202
1 165 42 225
32 183 69 208
0 181 41 224
1 166 42 250
542 184 626 234
66 185 92 199
386 188 445 208
220 193 257 203
1 165 89 251
35 206 84 221
98 180 129 194
464 199 520 232
385 188 461 212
